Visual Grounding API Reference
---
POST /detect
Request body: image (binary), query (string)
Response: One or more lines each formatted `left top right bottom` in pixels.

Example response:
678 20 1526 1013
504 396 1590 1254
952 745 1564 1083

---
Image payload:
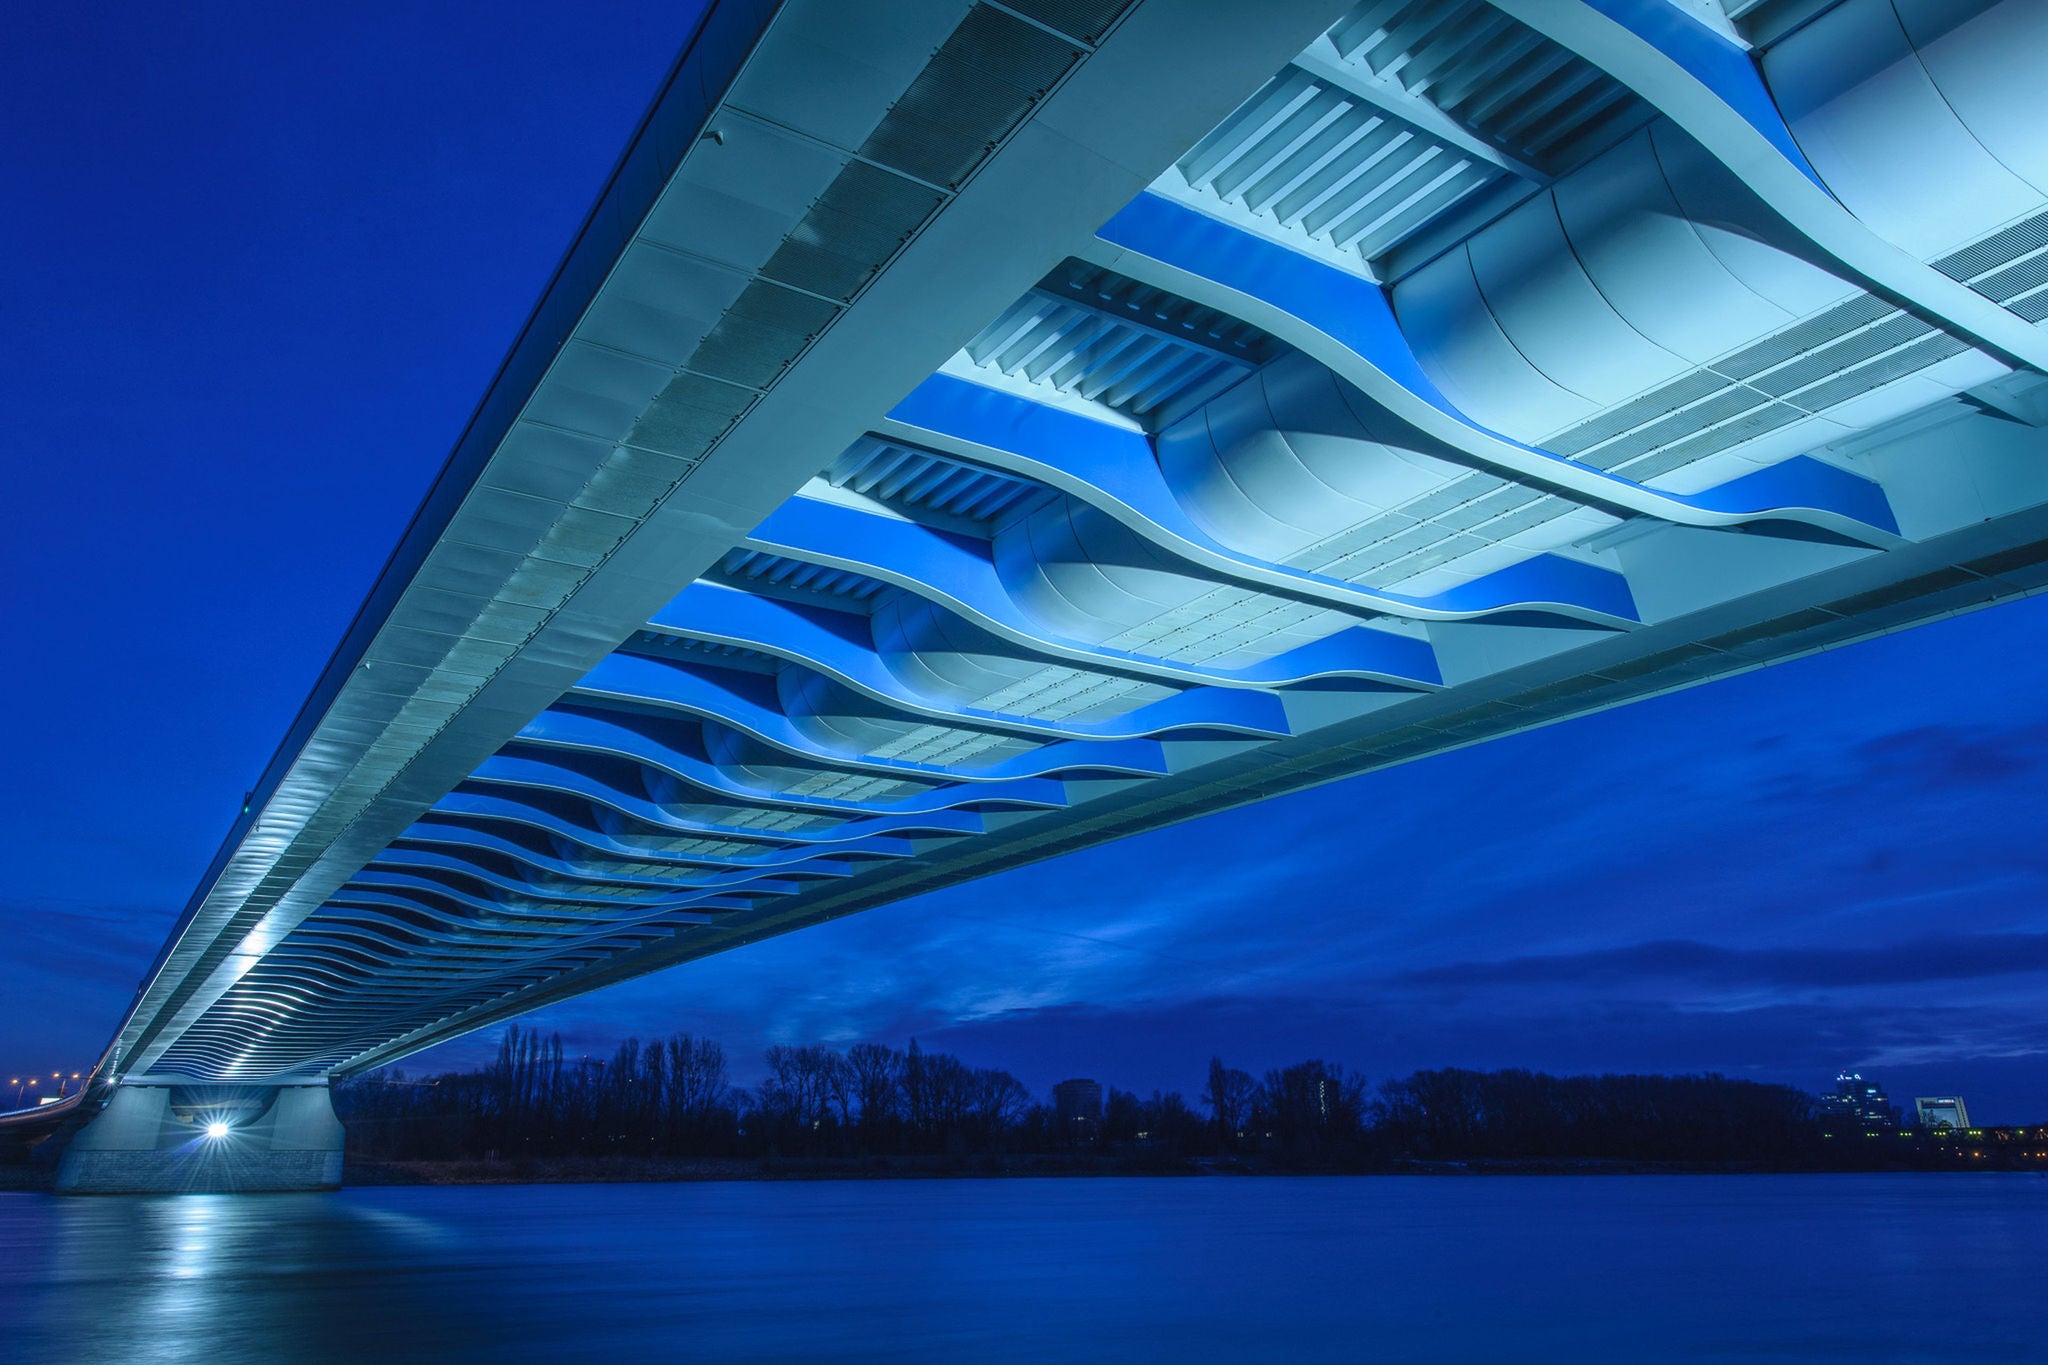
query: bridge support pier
55 1084 344 1194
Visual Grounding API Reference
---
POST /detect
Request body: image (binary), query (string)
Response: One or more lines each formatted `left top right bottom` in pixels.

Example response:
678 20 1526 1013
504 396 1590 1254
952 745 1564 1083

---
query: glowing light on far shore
205 1122 230 1140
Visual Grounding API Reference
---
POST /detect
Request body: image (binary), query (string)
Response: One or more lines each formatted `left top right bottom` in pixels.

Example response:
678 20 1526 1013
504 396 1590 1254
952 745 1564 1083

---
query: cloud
0 899 173 1065
1383 933 2048 993
0 898 170 991
915 992 2048 1122
1850 723 2045 789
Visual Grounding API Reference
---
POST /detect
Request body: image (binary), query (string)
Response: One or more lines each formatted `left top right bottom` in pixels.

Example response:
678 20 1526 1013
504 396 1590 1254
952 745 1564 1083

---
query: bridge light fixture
205 1121 230 1140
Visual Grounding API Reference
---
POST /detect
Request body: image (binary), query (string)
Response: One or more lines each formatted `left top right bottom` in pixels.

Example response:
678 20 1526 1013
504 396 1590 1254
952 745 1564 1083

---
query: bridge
25 0 2048 1190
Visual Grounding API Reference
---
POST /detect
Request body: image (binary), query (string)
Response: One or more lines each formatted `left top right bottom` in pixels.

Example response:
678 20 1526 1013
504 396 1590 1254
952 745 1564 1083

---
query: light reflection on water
2 1174 2044 1363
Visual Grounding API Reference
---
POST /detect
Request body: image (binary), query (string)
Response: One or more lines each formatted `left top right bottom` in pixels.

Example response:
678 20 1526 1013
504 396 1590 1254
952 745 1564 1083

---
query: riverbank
5 1150 2033 1193
339 1153 1876 1185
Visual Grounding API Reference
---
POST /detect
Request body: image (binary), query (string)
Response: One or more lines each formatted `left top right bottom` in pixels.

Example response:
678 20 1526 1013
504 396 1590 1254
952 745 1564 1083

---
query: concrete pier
55 1084 344 1194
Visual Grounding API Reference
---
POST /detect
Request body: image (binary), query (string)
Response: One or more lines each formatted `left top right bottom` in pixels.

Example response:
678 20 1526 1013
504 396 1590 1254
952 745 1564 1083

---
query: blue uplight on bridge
51 0 2048 1197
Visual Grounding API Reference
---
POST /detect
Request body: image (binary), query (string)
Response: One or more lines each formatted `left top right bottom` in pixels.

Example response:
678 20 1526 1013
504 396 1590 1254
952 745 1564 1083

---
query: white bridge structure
39 0 2048 1189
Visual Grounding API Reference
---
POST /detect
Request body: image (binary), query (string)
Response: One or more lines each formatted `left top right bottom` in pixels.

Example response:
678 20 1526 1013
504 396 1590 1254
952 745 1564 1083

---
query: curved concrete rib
325 879 753 978
285 922 701 986
460 757 990 844
648 581 1297 739
312 905 537 945
323 896 757 970
341 871 676 928
261 970 495 1014
512 710 1072 816
396 826 787 891
320 895 701 942
367 846 805 908
283 926 572 973
1492 0 2048 374
285 920 710 985
308 903 750 979
1090 193 1902 545
367 848 701 906
336 873 626 927
400 818 877 889
313 907 603 958
426 791 920 867
359 855 687 911
568 654 1173 781
881 375 1642 626
319 894 543 941
746 498 1444 688
212 947 574 1006
325 888 748 939
309 900 561 945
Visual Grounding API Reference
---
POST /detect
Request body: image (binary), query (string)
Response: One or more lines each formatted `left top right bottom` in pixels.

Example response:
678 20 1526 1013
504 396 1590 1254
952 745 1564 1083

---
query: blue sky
4 4 2046 1122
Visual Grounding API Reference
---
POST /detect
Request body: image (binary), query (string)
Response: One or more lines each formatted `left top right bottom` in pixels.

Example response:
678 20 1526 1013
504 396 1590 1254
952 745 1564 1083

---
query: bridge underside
71 0 2048 1130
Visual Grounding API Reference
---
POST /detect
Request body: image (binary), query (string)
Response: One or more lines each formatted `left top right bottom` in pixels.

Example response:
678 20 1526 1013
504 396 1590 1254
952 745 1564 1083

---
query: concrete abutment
54 1084 344 1194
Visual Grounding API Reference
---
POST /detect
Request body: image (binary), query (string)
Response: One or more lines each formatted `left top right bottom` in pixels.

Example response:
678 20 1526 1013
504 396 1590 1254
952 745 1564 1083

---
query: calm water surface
1 1174 2042 1362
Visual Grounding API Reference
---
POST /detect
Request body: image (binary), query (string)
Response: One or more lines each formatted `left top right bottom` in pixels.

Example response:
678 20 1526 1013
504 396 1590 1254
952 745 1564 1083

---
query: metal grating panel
627 633 786 675
1002 0 1137 45
714 549 891 605
962 262 1278 426
758 161 948 303
625 371 755 457
1176 64 1506 263
1329 0 1650 171
689 281 842 389
857 5 1082 188
827 438 1057 530
1547 209 2048 479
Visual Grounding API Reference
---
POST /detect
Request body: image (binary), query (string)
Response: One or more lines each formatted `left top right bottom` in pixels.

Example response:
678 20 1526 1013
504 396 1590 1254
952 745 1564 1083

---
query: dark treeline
334 1027 1834 1169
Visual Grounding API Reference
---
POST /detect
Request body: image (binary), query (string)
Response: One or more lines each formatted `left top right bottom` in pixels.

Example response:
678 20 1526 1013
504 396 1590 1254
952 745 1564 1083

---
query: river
1 1174 2042 1362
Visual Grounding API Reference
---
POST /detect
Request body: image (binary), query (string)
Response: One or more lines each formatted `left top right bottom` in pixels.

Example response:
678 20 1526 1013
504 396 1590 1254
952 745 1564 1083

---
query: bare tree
665 1033 731 1137
1203 1056 1256 1148
967 1067 1032 1147
900 1039 933 1139
1259 1060 1369 1157
921 1052 977 1142
340 1026 1838 1169
823 1052 853 1129
844 1042 902 1133
758 1044 841 1135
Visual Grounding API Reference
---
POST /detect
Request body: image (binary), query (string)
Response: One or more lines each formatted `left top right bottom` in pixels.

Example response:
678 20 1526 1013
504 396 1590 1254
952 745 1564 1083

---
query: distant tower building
1915 1096 1972 1132
1818 1072 1898 1131
1052 1078 1103 1143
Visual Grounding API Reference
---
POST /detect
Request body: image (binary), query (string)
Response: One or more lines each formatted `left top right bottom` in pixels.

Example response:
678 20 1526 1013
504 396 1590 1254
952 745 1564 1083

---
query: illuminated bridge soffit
110 0 2048 1085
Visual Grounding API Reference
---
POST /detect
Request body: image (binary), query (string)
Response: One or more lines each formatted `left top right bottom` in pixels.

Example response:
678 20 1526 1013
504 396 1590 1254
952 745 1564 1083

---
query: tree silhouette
336 1032 1841 1170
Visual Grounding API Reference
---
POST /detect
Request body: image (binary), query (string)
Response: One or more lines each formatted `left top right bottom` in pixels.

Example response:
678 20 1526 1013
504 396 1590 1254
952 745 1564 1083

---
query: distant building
1818 1072 1897 1132
1915 1096 1972 1133
1052 1079 1103 1143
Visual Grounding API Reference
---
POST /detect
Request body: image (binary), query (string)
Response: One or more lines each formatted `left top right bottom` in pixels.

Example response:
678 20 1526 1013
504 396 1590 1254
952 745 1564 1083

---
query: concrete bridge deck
52 0 2048 1190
